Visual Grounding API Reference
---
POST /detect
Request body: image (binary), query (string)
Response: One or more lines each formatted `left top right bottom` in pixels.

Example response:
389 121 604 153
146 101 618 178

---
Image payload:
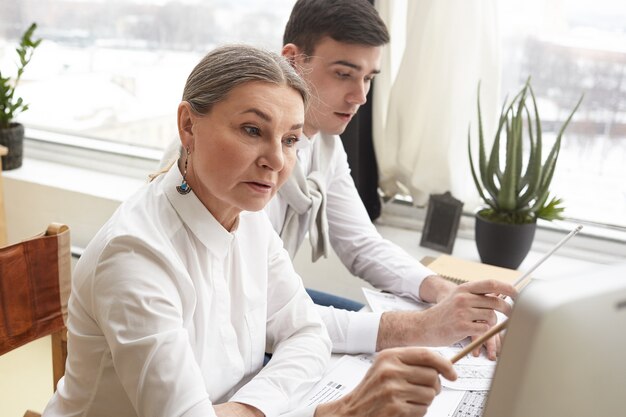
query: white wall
4 178 119 249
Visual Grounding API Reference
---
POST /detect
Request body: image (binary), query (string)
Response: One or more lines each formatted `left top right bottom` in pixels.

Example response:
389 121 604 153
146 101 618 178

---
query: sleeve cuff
180 399 217 417
229 380 289 417
402 265 438 302
346 311 382 354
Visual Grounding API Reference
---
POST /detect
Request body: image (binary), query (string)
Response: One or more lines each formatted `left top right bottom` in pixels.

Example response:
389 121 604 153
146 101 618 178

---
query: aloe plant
468 78 583 224
0 23 42 129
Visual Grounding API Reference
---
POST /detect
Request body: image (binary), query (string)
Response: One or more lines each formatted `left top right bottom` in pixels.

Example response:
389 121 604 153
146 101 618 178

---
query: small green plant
468 78 583 224
0 23 42 129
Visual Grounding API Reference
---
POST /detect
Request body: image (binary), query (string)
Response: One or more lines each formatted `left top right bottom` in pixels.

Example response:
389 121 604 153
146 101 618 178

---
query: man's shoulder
314 132 347 160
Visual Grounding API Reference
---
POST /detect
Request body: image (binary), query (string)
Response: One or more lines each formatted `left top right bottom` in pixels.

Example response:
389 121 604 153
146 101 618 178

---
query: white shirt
44 166 331 417
265 133 436 354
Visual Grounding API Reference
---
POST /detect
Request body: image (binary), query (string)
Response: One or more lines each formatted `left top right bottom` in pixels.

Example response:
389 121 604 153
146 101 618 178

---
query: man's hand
376 277 517 359
315 347 457 417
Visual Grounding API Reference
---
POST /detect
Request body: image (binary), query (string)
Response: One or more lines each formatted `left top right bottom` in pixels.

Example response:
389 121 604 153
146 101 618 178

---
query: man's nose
347 80 368 106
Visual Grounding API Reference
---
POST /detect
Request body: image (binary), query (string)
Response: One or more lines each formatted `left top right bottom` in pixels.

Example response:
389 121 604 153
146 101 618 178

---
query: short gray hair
149 44 308 181
183 44 309 115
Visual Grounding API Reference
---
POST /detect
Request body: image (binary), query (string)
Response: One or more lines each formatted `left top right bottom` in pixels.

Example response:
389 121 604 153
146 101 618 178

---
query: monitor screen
483 262 626 417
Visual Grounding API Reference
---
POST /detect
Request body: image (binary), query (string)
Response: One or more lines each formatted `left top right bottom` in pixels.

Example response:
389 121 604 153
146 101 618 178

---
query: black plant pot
475 213 536 269
0 123 24 170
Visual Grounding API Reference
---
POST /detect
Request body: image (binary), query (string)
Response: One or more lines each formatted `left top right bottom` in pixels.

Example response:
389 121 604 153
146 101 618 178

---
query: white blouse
43 166 331 417
266 133 436 353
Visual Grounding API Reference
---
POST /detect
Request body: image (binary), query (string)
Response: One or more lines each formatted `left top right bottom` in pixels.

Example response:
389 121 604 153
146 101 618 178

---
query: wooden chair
0 223 71 416
0 144 8 246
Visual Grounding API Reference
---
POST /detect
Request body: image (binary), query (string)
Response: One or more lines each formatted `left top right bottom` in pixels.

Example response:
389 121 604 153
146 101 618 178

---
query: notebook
421 254 521 285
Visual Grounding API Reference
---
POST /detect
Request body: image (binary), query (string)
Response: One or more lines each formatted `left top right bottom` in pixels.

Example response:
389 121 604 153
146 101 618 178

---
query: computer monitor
483 262 626 417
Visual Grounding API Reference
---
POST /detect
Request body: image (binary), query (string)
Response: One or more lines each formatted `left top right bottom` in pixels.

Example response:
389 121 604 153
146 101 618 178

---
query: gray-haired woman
42 44 331 417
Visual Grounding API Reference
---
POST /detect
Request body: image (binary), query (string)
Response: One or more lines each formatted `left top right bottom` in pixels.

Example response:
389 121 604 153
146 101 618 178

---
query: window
0 0 296 151
499 0 626 228
2 0 624 231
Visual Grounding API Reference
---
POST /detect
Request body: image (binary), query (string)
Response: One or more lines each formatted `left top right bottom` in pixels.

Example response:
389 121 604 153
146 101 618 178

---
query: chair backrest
0 223 71 391
0 144 8 246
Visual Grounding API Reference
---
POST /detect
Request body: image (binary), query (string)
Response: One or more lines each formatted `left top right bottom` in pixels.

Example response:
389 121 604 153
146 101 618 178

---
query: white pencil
458 226 584 362
511 224 583 289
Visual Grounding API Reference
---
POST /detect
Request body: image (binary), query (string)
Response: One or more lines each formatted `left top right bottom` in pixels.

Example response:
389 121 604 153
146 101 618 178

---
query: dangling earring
176 147 192 195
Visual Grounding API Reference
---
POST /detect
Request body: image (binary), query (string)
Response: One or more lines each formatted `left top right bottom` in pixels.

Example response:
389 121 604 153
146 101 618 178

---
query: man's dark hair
283 0 390 56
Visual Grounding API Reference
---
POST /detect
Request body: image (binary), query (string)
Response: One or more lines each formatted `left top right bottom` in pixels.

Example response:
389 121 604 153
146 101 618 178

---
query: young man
266 0 516 358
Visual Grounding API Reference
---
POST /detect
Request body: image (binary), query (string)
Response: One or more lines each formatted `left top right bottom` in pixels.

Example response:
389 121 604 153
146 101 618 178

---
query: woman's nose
259 140 284 171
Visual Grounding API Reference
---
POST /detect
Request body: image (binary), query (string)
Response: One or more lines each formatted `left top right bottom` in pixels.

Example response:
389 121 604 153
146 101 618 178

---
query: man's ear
177 101 195 151
282 43 303 62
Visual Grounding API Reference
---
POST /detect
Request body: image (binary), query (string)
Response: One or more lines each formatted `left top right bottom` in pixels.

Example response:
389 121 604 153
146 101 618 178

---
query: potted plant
468 78 582 269
0 23 41 170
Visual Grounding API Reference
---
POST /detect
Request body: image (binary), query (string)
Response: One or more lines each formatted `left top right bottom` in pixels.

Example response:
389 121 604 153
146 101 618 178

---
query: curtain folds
374 0 502 208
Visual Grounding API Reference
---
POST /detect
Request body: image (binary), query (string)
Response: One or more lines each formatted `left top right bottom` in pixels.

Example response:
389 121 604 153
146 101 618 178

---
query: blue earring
176 147 192 195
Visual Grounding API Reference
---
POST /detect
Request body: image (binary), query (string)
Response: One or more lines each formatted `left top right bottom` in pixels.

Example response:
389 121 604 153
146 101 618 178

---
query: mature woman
43 45 456 417
43 45 330 417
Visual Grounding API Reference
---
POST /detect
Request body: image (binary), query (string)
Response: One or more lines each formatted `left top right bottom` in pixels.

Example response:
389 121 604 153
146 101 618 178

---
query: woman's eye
243 126 261 136
283 136 300 147
336 71 351 79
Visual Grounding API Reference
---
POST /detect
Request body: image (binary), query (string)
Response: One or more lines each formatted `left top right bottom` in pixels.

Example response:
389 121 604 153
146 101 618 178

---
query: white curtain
374 0 501 208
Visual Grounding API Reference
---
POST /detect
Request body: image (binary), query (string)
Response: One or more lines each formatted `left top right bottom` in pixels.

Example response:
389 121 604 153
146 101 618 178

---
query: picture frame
420 191 464 254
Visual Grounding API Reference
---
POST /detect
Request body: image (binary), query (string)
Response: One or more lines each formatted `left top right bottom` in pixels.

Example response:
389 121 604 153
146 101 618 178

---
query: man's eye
243 126 261 136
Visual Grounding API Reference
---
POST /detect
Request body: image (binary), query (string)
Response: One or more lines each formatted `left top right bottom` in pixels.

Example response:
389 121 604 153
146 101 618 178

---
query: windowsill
5 152 625 264
377 199 626 264
3 157 146 203
3 127 164 202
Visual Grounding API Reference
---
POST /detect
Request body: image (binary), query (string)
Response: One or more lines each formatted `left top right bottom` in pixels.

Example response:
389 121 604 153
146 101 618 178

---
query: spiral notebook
421 254 522 285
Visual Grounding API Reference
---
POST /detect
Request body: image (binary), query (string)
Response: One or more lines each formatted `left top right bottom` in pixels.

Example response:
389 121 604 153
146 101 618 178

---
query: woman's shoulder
77 181 180 271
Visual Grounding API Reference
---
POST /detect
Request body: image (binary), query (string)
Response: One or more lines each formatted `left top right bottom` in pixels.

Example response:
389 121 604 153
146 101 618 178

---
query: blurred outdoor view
0 0 624 228
500 0 626 228
0 0 297 149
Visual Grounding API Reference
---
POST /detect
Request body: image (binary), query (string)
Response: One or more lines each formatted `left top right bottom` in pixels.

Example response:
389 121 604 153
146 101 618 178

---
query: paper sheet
433 340 496 391
301 354 374 406
426 390 488 417
362 287 430 313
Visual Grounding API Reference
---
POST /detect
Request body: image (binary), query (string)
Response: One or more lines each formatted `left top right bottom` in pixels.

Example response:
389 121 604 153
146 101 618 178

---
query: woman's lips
246 181 273 194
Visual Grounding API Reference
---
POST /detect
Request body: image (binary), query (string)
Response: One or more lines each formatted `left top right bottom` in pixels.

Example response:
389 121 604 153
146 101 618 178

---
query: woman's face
178 81 304 229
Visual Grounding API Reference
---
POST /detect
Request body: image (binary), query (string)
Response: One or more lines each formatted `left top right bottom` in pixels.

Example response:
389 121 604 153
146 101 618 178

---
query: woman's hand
315 347 457 417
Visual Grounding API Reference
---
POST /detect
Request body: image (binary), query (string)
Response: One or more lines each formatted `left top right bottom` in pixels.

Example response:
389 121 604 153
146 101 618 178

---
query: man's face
285 37 382 137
